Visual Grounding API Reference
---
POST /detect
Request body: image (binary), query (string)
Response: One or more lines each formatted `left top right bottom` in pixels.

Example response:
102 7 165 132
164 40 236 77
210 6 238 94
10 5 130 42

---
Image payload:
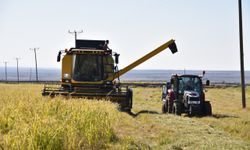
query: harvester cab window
103 56 114 79
73 54 103 82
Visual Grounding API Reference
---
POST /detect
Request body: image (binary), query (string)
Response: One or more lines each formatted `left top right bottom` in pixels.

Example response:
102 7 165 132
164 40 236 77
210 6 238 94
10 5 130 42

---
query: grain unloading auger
42 38 178 111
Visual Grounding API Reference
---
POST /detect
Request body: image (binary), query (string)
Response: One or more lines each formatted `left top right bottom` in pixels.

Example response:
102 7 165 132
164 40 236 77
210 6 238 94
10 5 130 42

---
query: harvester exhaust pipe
169 41 178 54
57 51 62 62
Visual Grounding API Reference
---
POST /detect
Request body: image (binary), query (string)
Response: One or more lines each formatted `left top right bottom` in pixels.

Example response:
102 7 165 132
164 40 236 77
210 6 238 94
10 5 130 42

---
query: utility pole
15 58 20 83
238 0 246 108
29 68 32 81
3 61 7 82
68 30 83 47
30 48 39 82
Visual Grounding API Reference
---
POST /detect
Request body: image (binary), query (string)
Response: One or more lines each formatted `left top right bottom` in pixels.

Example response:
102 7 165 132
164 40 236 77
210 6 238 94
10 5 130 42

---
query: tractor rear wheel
173 102 181 116
162 101 168 114
168 100 173 113
204 101 212 116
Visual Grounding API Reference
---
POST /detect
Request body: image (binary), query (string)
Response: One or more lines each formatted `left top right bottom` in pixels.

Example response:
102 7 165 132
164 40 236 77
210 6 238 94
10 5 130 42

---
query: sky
0 0 249 71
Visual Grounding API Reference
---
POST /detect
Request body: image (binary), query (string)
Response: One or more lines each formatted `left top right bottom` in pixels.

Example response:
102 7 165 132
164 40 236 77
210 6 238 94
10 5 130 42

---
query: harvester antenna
68 30 83 47
14 57 20 83
29 48 39 82
3 61 8 82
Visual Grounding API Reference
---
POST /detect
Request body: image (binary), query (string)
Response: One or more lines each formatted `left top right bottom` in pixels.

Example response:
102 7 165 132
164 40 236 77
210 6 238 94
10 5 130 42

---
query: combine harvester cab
43 38 178 112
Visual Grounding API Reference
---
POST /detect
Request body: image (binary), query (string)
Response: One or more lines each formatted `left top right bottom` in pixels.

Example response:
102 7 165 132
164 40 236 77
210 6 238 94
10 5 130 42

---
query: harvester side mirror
169 41 178 54
206 80 210 86
57 51 61 62
114 53 120 64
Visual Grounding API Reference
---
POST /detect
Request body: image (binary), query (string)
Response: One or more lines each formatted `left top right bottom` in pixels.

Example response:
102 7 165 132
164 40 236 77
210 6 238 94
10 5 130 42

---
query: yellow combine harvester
42 38 178 111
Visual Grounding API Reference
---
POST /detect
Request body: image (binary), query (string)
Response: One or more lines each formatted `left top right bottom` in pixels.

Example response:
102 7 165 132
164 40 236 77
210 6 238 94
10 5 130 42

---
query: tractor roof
172 74 202 79
180 74 201 78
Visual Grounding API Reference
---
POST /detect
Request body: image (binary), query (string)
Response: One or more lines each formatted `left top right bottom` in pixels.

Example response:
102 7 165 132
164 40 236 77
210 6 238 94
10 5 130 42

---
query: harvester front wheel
126 88 133 113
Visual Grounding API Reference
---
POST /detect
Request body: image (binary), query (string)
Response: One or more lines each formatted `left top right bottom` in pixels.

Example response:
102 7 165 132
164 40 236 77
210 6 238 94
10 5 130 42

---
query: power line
30 48 39 82
238 0 246 108
68 30 83 47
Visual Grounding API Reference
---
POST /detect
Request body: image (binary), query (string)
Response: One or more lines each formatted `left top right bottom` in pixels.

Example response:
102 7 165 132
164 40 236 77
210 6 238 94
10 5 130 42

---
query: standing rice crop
0 84 118 150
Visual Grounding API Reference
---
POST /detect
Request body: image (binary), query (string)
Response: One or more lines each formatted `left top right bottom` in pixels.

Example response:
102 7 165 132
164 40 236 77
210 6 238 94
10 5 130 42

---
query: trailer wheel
173 102 181 116
204 101 212 116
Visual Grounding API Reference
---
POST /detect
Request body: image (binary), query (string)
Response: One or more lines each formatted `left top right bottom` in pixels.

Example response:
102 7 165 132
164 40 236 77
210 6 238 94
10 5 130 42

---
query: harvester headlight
63 73 71 79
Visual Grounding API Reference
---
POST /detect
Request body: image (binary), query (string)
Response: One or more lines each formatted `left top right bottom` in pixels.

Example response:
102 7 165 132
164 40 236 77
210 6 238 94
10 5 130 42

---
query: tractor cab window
73 54 103 82
178 76 202 94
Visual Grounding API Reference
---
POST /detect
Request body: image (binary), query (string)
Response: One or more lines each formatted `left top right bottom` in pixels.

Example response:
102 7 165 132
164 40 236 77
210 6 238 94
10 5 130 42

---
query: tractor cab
162 75 203 99
174 75 202 95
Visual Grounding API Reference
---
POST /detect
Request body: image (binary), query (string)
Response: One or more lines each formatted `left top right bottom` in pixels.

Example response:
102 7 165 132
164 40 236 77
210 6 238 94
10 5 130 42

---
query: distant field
0 84 250 149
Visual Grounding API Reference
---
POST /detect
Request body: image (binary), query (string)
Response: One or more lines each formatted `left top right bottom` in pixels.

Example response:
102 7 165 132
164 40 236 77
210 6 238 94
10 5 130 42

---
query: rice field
0 84 118 149
0 83 250 149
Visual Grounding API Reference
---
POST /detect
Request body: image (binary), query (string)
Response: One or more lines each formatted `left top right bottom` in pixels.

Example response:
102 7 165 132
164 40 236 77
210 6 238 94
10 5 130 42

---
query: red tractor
162 74 212 116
